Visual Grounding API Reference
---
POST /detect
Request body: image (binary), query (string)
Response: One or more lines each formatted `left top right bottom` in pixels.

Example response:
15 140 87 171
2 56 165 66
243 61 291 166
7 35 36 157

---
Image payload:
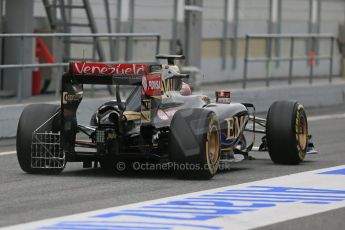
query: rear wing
61 62 163 153
68 62 162 85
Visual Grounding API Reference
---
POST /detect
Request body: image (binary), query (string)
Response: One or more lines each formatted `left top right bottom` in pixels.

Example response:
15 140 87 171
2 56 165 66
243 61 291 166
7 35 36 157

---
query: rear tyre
266 101 308 165
169 108 220 180
16 104 64 174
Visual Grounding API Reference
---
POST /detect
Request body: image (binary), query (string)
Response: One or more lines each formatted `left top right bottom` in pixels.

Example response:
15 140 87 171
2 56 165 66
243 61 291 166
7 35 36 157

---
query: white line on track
308 113 345 122
0 150 16 156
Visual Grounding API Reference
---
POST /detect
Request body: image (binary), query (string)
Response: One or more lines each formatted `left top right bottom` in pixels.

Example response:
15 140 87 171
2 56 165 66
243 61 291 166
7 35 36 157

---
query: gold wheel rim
297 112 307 151
208 126 220 165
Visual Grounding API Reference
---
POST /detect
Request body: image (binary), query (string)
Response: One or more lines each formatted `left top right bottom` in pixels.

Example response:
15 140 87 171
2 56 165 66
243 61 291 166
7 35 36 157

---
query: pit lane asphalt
0 105 344 229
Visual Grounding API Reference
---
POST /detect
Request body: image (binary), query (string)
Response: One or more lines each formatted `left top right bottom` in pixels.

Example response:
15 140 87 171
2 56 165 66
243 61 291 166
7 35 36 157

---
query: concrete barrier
203 82 345 113
1 82 344 138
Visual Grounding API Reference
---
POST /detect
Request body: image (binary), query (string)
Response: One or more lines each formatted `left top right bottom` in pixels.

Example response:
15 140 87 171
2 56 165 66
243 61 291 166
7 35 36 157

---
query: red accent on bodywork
217 90 231 97
180 82 192 96
70 62 150 76
142 73 162 96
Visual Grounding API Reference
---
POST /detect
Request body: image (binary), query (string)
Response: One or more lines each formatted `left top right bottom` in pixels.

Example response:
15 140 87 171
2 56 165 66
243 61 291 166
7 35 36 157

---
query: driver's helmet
161 64 182 93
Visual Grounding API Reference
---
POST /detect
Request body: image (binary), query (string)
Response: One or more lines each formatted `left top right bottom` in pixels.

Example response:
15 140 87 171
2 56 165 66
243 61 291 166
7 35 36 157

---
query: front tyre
266 101 308 165
169 108 221 179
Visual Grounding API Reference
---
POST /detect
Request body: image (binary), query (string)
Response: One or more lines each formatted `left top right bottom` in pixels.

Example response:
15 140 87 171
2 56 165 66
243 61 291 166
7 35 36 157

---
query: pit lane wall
1 81 345 138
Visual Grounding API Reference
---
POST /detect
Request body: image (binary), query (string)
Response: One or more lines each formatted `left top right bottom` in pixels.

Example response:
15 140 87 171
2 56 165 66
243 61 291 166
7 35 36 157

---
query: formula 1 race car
16 55 316 179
